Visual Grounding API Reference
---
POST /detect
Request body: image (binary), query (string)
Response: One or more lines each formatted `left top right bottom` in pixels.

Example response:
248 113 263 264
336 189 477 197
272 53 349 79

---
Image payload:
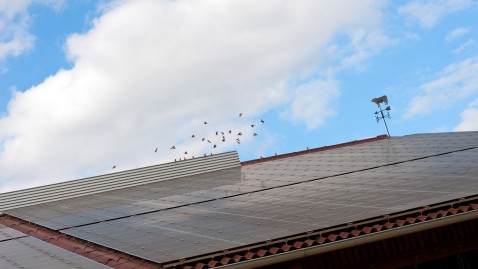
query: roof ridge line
241 134 389 166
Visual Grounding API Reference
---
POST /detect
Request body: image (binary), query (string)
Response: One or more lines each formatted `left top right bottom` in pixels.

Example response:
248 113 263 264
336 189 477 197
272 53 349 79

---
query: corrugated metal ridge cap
171 195 478 269
241 134 389 166
0 151 240 211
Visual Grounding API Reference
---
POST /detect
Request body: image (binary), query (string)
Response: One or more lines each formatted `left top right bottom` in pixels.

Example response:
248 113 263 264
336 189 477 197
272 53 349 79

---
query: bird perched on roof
171 146 176 150
261 119 264 124
222 137 225 142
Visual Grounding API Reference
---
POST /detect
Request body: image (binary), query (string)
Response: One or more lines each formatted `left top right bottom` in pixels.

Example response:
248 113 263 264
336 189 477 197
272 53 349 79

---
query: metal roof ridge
241 134 389 166
1 151 240 211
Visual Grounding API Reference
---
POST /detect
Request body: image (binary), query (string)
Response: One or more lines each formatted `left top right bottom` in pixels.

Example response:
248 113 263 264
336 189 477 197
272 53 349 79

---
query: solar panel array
0 225 110 269
5 132 478 264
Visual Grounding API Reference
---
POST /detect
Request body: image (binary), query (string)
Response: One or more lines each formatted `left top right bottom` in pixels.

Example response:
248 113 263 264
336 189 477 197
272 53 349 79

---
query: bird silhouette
204 121 208 124
261 119 264 124
253 133 257 136
216 131 218 135
155 148 158 153
222 137 225 142
192 135 195 138
213 144 217 148
207 140 211 143
112 165 116 169
184 151 188 154
228 130 232 134
204 153 207 157
239 113 242 117
251 124 255 128
238 132 242 136
220 131 224 135
171 146 176 150
202 138 205 141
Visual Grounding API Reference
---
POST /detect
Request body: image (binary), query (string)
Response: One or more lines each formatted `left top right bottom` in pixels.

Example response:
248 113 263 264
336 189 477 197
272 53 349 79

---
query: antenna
371 95 391 137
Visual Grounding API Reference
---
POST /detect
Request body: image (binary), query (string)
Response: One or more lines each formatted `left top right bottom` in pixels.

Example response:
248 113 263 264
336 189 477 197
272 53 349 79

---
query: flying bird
216 131 218 135
184 151 188 154
239 113 242 117
220 131 224 135
251 124 255 128
222 137 226 142
202 138 206 141
155 148 158 153
261 119 264 124
253 133 257 136
207 140 211 143
192 135 195 138
112 165 116 169
171 146 176 150
213 144 217 148
228 130 232 134
238 132 242 136
204 121 208 124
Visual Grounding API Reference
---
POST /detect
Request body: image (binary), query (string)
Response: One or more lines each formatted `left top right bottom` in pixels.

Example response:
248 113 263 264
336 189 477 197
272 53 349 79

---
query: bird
238 132 242 136
204 121 208 124
174 159 177 162
155 148 158 153
275 153 278 156
213 144 217 148
228 130 232 134
239 113 242 117
184 151 188 154
204 153 207 157
222 137 225 142
207 140 211 143
202 138 205 141
112 165 116 169
253 133 257 136
251 124 255 128
171 146 176 150
220 131 224 135
307 147 309 150
261 119 264 124
237 140 241 144
192 135 195 138
216 131 218 135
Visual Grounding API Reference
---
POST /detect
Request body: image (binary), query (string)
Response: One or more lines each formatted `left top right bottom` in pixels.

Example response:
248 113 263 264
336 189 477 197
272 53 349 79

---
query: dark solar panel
0 224 26 241
61 145 478 264
0 236 110 268
5 132 478 263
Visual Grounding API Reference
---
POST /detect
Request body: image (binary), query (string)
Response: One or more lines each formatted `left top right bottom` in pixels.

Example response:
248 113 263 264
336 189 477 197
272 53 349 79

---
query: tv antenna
371 95 391 137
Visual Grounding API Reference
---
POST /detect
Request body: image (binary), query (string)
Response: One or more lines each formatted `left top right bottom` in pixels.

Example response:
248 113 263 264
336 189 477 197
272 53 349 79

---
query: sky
0 0 477 192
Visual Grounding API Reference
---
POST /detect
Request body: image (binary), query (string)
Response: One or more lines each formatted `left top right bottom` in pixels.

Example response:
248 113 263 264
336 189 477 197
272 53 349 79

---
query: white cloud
0 0 66 69
453 38 476 54
404 56 478 118
454 99 478 131
282 79 341 130
399 0 474 28
0 0 385 192
446 27 470 42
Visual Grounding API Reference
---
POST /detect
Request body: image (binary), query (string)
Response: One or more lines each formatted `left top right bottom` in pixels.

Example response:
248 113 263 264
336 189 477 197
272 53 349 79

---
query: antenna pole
378 104 391 137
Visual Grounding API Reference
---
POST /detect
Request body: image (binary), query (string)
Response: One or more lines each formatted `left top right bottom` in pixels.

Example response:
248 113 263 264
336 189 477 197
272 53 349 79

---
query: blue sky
1 0 478 192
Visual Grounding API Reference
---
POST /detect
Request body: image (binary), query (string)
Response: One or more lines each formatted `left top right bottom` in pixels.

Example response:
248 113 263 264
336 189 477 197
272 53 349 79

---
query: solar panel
61 145 478 264
0 224 26 241
0 236 110 268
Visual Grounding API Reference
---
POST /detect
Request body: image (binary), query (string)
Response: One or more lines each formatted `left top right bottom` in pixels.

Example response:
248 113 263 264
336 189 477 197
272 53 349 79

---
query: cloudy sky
1 0 477 192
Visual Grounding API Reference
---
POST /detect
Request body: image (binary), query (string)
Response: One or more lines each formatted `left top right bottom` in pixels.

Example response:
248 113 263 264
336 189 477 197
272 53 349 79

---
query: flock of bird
112 113 264 169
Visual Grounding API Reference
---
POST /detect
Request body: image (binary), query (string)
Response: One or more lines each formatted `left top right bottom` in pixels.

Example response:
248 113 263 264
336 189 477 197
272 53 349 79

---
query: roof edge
241 134 389 166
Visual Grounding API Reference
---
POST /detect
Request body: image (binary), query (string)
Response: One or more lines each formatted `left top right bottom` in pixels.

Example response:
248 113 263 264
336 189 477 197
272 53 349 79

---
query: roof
1 131 478 268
